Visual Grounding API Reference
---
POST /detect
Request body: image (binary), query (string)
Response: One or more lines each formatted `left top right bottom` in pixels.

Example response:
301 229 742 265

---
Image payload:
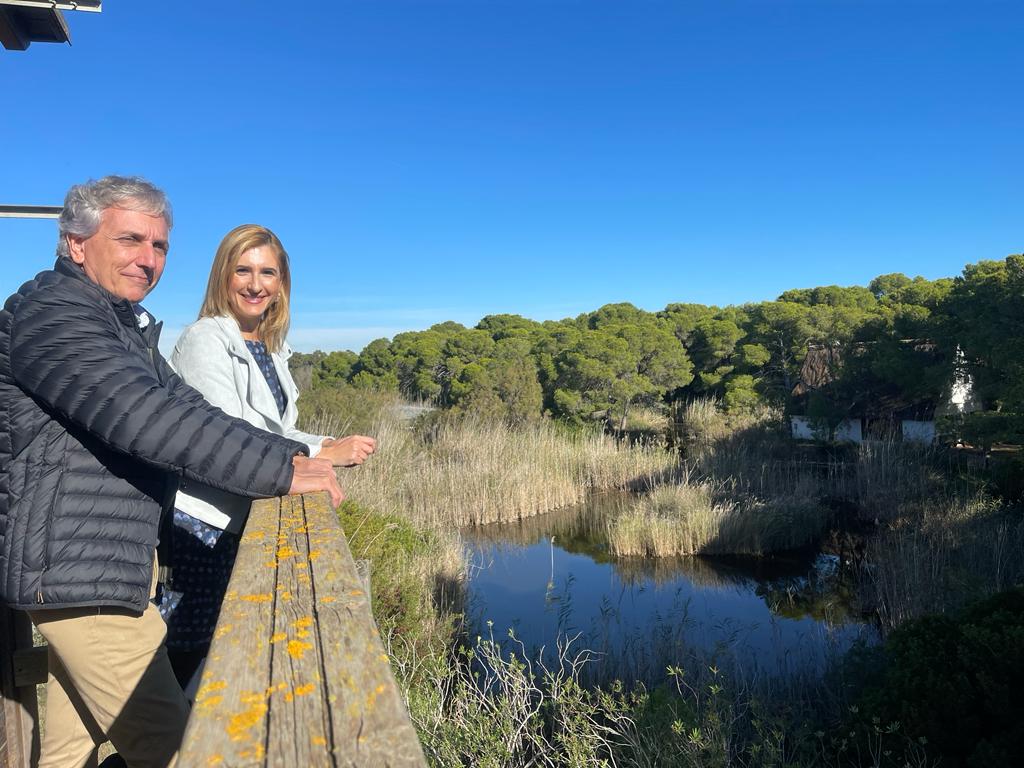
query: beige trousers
29 565 189 768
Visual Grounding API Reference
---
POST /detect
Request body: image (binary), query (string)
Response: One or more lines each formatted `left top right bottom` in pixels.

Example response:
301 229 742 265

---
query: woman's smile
228 245 282 334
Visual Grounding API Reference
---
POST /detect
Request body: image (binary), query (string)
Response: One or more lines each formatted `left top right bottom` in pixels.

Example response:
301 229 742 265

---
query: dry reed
860 494 1024 632
608 480 827 557
340 411 679 527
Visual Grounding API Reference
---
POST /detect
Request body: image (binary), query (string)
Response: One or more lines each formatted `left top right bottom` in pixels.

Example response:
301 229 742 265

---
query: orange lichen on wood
196 695 223 713
198 680 228 696
226 701 268 741
178 493 427 767
239 743 266 761
287 639 313 659
240 593 273 603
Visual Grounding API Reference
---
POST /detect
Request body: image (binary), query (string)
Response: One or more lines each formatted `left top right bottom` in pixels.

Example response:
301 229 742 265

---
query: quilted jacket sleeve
9 288 303 499
157 345 310 459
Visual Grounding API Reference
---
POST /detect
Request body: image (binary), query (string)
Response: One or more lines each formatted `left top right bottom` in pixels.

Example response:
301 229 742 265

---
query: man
0 176 343 768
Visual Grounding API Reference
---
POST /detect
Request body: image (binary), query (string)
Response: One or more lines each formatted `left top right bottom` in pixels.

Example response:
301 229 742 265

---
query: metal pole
0 206 62 219
0 1 101 12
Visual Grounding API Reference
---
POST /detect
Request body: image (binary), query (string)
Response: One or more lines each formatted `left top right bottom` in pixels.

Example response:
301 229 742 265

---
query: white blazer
170 315 329 532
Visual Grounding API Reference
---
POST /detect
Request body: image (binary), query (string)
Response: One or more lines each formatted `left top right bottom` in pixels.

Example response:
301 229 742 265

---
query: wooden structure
0 611 37 768
0 1 100 51
788 341 976 444
0 492 427 767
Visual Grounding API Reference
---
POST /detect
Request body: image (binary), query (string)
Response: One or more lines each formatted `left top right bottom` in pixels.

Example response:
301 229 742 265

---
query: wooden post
0 608 39 768
180 492 427 767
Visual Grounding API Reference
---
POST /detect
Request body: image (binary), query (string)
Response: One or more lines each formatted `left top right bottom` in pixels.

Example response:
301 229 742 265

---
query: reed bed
672 397 782 448
859 495 1024 632
608 480 827 557
340 411 679 527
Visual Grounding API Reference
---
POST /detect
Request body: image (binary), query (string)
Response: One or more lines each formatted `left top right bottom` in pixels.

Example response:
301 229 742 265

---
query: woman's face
228 245 282 333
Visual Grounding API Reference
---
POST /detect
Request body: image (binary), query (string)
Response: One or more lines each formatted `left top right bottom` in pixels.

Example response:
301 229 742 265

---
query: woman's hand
318 435 377 467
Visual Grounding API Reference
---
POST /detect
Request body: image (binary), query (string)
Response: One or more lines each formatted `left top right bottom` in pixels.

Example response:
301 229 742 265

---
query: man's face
67 206 169 303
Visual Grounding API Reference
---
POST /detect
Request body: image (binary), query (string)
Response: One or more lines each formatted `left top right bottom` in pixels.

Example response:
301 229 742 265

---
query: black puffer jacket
0 258 307 613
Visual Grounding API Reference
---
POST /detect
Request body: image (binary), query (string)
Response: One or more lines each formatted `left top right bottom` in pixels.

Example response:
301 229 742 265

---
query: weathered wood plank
1 608 39 768
302 494 426 767
12 647 46 689
265 493 332 764
179 497 281 766
180 492 426 767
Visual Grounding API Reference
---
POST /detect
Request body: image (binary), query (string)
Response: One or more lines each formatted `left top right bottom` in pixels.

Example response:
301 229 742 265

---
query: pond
463 493 872 686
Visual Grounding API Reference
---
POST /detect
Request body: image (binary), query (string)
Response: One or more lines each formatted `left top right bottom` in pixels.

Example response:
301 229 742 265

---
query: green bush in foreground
848 587 1024 768
336 500 463 660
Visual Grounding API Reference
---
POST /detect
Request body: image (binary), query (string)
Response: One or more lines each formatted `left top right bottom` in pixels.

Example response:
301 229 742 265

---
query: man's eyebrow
110 230 169 247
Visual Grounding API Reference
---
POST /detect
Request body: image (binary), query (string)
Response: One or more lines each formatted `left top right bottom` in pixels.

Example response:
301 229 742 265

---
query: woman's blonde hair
199 224 292 353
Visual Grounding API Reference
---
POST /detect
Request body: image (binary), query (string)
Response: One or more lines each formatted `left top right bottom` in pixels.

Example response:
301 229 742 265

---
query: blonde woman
158 224 375 684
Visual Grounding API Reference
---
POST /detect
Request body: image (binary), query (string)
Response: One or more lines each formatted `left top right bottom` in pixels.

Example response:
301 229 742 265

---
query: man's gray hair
57 176 173 257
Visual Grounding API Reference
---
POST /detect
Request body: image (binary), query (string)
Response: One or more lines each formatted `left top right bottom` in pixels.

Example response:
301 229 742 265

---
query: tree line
292 254 1024 441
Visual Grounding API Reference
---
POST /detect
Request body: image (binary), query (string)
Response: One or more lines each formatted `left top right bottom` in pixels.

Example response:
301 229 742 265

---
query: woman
159 224 375 686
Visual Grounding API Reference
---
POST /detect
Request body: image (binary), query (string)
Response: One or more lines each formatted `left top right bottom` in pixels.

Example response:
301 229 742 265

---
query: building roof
791 341 942 420
791 344 845 397
0 1 101 50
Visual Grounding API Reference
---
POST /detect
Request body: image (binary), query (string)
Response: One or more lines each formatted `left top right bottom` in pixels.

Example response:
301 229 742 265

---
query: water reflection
463 494 870 685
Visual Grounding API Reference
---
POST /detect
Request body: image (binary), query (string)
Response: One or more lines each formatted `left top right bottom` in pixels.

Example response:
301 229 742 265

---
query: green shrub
850 587 1024 767
336 501 461 660
297 382 399 437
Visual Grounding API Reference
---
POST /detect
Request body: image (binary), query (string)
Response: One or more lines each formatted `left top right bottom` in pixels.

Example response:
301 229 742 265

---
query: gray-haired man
0 176 343 767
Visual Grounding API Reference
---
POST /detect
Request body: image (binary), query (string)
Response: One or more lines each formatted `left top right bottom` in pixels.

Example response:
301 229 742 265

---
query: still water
463 494 871 685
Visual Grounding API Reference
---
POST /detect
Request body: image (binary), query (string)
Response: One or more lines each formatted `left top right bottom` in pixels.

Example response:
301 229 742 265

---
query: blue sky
2 1 1021 353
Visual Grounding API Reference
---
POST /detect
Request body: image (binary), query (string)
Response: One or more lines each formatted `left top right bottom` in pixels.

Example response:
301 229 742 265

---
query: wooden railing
1 492 427 767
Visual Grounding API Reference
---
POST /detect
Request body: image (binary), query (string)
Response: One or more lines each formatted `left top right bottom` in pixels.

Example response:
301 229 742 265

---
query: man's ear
67 235 86 265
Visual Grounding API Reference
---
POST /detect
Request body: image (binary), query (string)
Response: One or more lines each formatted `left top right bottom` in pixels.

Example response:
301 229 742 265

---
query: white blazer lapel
217 316 282 428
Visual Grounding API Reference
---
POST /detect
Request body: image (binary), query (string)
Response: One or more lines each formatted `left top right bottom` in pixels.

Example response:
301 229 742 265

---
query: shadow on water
463 493 872 687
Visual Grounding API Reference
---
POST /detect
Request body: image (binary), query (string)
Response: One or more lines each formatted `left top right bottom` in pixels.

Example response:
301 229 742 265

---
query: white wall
902 420 936 444
791 416 863 443
791 416 817 440
834 419 863 443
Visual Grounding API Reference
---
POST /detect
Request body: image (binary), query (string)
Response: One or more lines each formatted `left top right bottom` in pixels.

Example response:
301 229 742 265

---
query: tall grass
336 410 679 527
396 630 641 767
673 397 782 448
337 501 466 656
608 479 828 557
390 619 935 768
860 495 1024 632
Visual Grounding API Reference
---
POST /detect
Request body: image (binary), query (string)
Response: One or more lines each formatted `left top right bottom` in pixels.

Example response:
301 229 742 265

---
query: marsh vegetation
299 379 1022 767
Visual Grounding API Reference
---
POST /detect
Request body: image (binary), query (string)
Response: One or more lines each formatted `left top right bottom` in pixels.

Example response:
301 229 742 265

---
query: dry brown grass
859 494 1024 632
339 411 679 527
608 479 827 557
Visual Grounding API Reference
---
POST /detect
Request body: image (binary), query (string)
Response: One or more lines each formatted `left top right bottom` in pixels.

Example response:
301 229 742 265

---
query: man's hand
289 455 344 507
318 435 377 467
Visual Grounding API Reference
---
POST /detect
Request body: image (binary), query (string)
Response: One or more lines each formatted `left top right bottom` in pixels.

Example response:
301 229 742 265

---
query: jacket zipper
37 431 69 604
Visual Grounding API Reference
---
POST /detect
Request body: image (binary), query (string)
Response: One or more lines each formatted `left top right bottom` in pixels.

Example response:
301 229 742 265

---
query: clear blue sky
2 1 1021 353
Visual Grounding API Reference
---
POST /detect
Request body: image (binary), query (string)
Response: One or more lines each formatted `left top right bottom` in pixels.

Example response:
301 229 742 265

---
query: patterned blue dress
157 340 288 652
